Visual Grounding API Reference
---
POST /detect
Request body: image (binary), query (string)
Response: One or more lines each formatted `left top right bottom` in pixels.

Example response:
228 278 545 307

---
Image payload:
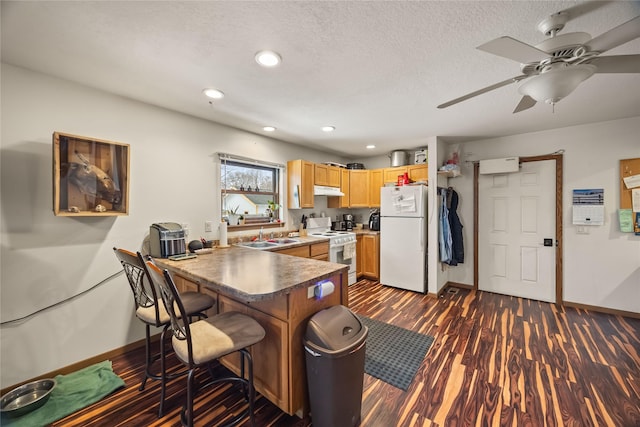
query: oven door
330 244 356 285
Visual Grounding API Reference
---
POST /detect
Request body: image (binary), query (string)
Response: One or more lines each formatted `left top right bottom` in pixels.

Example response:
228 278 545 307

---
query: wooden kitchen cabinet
361 234 379 279
274 245 309 258
356 234 363 278
327 168 350 208
272 241 329 261
408 164 428 182
310 241 329 261
173 274 198 293
314 163 340 187
383 166 407 184
349 170 370 207
287 159 314 209
369 169 383 207
218 294 289 412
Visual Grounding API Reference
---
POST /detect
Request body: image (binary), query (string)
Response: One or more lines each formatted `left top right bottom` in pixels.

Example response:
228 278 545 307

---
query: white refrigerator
379 185 428 293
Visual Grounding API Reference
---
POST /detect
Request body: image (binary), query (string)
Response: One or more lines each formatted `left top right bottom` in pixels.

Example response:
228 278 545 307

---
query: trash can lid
305 305 364 351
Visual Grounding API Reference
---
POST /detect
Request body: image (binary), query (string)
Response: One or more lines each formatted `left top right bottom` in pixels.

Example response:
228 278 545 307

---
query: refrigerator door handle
418 219 423 250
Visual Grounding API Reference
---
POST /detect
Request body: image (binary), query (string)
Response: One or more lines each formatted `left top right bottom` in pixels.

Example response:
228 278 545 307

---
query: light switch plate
576 226 589 234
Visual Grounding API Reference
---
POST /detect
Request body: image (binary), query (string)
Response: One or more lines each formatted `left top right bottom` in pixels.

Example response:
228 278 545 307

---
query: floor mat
2 360 125 427
359 316 434 391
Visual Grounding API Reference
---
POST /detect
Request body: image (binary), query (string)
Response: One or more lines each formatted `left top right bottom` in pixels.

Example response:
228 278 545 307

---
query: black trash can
304 305 368 427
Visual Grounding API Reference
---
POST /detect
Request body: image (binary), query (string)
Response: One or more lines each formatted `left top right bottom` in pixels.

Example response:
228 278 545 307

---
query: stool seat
136 293 213 325
173 311 264 365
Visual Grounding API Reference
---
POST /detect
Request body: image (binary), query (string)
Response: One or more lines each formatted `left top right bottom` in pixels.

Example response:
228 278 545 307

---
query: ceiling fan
437 12 640 113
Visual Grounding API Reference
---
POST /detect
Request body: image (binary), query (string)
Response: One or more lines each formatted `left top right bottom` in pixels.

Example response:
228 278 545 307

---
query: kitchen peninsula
153 246 349 417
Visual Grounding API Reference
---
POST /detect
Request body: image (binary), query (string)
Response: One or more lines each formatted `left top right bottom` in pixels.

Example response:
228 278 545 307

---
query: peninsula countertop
153 246 348 302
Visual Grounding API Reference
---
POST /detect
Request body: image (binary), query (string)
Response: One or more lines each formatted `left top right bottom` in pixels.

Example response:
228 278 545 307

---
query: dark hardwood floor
53 280 640 426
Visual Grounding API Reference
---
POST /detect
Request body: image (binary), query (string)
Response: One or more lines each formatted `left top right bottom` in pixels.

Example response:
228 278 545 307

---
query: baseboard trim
442 281 638 319
563 301 640 319
1 335 155 396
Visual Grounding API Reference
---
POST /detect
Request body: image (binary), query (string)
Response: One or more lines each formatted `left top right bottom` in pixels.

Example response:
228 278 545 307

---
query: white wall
445 118 640 313
0 64 352 388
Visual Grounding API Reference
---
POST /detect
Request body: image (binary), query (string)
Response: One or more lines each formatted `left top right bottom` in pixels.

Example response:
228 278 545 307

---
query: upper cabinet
368 169 383 207
408 164 428 183
327 168 350 209
349 170 370 207
314 164 341 187
287 160 427 209
287 160 314 209
383 166 408 184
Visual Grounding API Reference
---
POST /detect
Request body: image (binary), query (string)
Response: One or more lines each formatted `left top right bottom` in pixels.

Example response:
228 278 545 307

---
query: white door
478 160 556 302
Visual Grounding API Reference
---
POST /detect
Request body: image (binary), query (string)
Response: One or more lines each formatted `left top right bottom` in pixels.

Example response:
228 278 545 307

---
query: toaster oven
149 222 186 258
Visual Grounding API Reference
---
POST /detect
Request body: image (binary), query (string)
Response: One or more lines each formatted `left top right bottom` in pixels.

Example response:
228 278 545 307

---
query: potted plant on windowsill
267 200 280 223
226 205 240 225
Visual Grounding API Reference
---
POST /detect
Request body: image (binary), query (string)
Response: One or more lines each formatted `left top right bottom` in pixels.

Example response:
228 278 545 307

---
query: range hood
314 185 344 197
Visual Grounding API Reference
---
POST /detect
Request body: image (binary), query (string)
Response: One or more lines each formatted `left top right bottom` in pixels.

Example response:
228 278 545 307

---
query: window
220 156 282 227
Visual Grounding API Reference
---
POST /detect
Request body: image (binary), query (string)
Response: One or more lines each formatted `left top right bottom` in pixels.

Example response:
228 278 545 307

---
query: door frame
473 154 564 304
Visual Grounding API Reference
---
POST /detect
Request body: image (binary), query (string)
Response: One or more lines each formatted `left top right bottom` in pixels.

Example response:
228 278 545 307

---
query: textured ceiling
2 1 639 158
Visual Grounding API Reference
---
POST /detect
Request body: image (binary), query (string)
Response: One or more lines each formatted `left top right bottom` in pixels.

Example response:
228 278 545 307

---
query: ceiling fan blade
590 54 640 73
477 36 549 63
437 75 529 109
584 15 640 53
513 95 536 113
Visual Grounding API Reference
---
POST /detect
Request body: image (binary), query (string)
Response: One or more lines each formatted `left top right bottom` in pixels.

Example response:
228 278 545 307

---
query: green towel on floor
2 360 125 427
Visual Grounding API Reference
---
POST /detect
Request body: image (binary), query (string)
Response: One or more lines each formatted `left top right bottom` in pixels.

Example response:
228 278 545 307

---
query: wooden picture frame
53 132 130 216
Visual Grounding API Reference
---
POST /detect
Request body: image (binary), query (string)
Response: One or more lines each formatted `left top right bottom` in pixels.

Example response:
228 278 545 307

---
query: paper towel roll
219 221 228 247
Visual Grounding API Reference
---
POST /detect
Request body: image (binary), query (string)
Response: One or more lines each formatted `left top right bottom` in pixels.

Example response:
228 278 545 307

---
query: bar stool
144 260 266 427
113 247 215 417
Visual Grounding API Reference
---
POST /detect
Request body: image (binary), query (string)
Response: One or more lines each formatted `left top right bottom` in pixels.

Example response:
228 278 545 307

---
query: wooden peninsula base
154 245 348 417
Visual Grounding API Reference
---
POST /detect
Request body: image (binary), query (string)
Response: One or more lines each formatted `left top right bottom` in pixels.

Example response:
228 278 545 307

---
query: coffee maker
343 214 354 231
369 210 380 231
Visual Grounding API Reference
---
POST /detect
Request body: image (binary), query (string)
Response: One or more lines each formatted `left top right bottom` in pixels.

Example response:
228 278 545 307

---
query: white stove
309 231 356 247
306 218 357 285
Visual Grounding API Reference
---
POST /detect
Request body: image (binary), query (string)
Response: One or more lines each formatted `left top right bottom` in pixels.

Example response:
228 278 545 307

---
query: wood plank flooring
52 280 640 426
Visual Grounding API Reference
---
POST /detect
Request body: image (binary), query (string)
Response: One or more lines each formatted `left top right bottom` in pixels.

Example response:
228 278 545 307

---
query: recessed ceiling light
255 51 281 67
263 126 276 132
321 126 335 132
366 145 376 149
203 88 224 99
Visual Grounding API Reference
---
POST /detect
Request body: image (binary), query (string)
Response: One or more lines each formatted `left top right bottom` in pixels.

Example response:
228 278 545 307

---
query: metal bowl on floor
0 379 56 417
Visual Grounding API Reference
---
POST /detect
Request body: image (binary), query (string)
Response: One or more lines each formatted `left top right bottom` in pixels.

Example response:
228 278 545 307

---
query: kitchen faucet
259 227 263 241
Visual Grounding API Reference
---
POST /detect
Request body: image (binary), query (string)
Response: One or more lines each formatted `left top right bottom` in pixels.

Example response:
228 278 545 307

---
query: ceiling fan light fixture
518 64 596 105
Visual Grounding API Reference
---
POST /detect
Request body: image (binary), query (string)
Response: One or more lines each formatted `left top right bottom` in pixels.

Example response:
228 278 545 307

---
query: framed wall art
53 132 130 216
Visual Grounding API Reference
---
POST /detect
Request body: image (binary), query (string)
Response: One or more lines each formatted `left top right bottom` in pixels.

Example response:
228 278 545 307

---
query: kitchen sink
267 238 300 244
236 241 279 249
236 238 300 250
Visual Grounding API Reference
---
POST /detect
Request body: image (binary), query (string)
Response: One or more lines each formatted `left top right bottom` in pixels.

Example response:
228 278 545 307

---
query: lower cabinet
359 233 379 280
218 295 289 412
356 235 363 278
173 275 198 293
273 241 329 261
